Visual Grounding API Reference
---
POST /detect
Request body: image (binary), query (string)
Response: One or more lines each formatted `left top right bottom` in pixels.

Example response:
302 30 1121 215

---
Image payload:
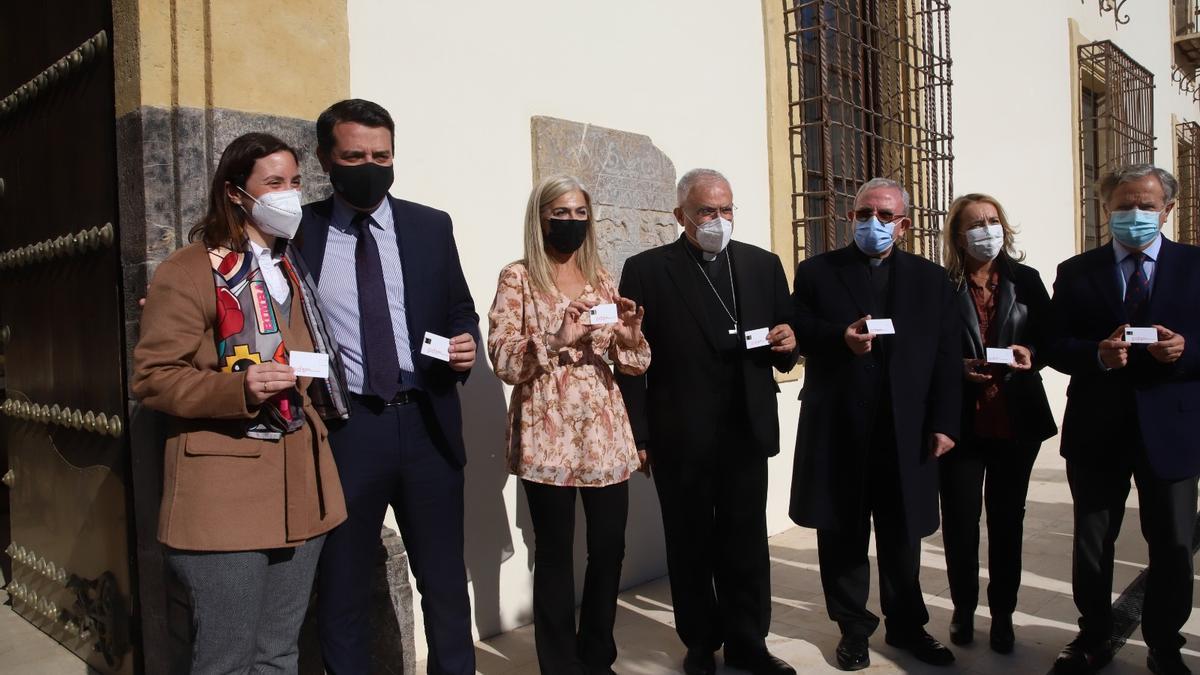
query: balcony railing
1175 0 1200 88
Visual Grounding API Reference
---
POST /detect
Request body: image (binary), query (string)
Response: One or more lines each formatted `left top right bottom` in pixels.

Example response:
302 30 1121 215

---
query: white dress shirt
249 239 290 305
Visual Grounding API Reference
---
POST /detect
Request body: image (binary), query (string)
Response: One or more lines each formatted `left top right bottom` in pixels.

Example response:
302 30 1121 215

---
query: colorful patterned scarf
209 242 350 440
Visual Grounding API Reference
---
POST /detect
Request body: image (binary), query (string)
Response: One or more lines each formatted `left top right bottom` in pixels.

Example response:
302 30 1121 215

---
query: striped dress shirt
317 197 415 395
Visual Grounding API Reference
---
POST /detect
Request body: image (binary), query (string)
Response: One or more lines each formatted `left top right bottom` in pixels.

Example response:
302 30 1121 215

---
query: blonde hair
942 193 1025 283
522 175 602 295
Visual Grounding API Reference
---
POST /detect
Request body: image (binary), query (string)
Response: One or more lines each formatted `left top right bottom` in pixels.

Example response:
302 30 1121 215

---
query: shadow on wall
464 336 669 640
459 356 516 639
509 402 668 626
621 472 667 590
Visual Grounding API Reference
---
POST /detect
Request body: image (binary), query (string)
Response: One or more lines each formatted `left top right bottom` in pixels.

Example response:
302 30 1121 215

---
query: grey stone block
531 115 679 281
297 527 416 675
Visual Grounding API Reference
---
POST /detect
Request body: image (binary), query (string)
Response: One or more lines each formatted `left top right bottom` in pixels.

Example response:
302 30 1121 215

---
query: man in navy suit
1047 164 1200 675
296 99 479 675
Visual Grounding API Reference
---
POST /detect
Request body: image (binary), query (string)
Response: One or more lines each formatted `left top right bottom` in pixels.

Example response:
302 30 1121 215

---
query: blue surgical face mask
854 216 896 256
1108 208 1162 248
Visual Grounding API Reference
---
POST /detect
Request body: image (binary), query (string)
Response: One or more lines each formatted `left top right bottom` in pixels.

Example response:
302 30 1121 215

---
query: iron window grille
782 0 953 266
1177 121 1200 245
1078 40 1155 251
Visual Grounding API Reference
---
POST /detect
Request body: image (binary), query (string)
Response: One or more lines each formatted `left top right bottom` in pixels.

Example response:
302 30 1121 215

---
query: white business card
587 303 619 325
289 351 329 379
744 327 770 349
866 318 896 335
1125 326 1157 344
986 347 1015 365
420 332 451 361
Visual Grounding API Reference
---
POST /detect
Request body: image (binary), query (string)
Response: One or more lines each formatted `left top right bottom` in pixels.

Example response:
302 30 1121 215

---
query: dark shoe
989 614 1014 654
834 635 870 671
885 629 955 666
723 647 796 675
1148 648 1192 675
1053 635 1113 674
683 648 717 675
949 608 974 646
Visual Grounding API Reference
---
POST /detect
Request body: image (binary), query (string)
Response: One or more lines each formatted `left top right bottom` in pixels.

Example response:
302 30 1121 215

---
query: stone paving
2 448 1197 674
466 449 1200 674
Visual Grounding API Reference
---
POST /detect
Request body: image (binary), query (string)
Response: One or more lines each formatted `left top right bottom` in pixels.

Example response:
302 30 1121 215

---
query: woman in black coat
938 194 1058 653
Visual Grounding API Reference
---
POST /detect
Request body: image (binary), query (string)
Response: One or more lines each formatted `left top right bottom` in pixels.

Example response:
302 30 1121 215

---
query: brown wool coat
132 242 346 551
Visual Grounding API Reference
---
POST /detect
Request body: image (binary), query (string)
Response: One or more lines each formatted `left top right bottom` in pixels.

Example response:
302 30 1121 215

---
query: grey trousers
168 535 325 675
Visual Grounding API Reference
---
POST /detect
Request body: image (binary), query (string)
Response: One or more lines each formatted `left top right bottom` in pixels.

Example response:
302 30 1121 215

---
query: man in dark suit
1046 164 1200 675
296 99 479 675
616 169 799 675
789 177 961 671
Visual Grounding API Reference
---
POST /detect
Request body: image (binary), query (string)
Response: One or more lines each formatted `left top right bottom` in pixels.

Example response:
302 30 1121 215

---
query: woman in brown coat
133 133 348 675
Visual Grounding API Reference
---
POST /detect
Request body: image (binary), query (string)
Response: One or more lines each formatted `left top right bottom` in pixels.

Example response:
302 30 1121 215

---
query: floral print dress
487 262 651 487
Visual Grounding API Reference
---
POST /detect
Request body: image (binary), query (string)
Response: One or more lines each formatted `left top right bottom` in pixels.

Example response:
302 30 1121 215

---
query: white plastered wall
950 0 1197 443
346 0 790 660
346 0 1196 661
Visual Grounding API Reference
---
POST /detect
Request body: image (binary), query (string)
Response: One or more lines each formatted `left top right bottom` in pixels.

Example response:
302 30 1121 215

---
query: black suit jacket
615 237 798 467
295 196 480 467
788 244 961 538
957 259 1057 444
1046 237 1200 480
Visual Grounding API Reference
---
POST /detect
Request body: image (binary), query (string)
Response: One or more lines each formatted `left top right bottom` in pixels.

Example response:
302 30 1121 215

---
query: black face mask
329 162 395 210
544 218 588 254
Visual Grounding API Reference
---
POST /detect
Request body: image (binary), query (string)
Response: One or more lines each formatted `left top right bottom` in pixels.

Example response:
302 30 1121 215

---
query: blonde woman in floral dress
488 175 650 675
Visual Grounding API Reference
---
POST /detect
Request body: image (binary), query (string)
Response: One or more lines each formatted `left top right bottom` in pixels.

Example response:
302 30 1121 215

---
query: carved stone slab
531 116 678 281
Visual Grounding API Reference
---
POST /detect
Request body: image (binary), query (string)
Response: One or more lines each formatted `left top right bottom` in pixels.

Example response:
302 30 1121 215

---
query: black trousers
653 433 771 655
938 437 1040 617
522 479 629 675
1067 448 1198 651
317 397 474 675
817 431 928 639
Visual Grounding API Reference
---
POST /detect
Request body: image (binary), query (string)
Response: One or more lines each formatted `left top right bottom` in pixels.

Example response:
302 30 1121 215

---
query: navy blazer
295 195 480 467
1047 237 1200 481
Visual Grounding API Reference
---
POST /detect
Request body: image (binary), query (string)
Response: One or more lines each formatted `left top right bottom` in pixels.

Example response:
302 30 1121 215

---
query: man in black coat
789 177 961 671
1046 164 1200 675
616 169 799 675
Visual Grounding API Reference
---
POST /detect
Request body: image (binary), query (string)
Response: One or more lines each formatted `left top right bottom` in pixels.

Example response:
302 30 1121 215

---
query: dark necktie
1123 251 1149 324
351 212 401 400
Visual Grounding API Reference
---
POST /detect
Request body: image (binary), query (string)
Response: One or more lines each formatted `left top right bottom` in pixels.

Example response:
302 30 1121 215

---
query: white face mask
693 215 733 256
964 223 1004 262
240 187 303 240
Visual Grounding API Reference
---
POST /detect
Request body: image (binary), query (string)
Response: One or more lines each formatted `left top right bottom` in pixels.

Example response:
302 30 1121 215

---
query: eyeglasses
853 208 904 224
694 205 737 220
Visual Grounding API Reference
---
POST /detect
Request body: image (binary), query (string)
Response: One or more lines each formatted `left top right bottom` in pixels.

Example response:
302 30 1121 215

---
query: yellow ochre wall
112 0 349 119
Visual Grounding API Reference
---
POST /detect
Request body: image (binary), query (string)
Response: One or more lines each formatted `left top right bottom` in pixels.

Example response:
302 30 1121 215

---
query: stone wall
531 116 678 281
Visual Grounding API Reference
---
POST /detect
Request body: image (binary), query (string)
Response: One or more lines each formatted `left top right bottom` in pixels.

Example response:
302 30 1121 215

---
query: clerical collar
853 243 893 268
683 236 723 263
